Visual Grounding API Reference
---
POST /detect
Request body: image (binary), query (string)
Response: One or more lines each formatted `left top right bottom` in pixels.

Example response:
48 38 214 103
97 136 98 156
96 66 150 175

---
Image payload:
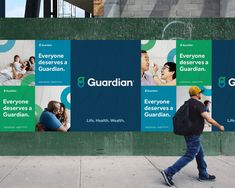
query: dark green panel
0 132 223 156
133 133 186 156
132 132 221 156
200 133 221 156
221 132 235 155
0 18 235 40
0 18 234 156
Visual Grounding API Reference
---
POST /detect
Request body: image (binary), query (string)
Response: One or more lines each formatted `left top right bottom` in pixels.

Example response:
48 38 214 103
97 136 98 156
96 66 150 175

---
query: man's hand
201 112 225 132
153 64 158 75
219 125 225 132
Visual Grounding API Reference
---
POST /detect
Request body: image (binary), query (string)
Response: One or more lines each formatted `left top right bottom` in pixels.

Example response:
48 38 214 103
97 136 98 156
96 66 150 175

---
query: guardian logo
218 76 235 88
77 77 134 88
218 76 226 88
77 77 85 88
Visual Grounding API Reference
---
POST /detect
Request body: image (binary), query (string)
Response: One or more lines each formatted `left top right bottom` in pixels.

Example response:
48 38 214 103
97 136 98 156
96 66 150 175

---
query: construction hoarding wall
0 40 234 132
0 18 234 155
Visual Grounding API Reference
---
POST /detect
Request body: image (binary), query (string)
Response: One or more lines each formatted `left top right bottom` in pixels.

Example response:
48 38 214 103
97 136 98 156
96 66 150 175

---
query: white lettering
87 78 134 87
228 78 235 86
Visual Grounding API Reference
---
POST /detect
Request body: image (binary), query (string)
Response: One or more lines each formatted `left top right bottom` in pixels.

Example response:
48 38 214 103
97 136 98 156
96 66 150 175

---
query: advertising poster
212 40 235 131
0 86 35 131
35 40 71 85
71 40 141 131
176 40 212 86
0 40 233 132
0 40 35 132
141 40 176 131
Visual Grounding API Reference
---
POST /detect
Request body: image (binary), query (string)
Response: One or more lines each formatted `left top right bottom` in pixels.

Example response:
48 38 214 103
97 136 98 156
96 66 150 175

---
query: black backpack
173 100 193 136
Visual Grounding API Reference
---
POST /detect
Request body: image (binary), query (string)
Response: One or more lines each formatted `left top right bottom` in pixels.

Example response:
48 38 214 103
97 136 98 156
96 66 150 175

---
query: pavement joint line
0 156 27 185
144 156 162 172
214 156 235 168
144 156 179 188
79 157 82 188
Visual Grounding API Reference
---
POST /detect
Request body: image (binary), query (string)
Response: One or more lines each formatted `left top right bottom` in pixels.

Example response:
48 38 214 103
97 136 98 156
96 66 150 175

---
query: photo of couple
141 40 176 86
35 86 71 132
36 100 70 132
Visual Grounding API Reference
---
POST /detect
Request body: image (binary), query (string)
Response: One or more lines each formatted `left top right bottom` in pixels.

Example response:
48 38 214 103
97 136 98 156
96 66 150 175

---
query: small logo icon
218 76 226 88
77 77 85 88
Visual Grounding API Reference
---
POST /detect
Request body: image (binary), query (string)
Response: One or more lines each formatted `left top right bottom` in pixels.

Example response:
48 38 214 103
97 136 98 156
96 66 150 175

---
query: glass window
6 0 27 17
58 0 85 18
5 0 85 18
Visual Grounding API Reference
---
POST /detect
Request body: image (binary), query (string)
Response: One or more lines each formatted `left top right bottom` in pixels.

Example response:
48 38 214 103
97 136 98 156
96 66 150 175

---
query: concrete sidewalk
0 156 234 188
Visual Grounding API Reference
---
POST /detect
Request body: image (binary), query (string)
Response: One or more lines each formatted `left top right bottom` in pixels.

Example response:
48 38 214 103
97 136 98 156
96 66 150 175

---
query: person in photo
204 100 211 113
56 102 71 131
153 62 176 86
37 101 70 132
25 56 35 71
0 56 27 84
11 55 23 72
141 50 156 86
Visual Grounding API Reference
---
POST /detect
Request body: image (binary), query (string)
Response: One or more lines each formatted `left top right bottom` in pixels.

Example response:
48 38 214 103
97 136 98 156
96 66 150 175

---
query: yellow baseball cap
189 86 204 96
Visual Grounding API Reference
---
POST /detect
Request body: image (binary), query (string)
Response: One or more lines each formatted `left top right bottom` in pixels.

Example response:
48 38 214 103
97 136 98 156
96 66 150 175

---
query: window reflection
5 0 85 18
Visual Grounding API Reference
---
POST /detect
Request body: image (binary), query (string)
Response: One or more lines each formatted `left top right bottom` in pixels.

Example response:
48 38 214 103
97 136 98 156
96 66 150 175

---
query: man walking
161 86 224 186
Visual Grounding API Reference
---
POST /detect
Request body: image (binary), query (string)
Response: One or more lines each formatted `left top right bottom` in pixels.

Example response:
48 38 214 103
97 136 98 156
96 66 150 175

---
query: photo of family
141 40 176 86
0 40 35 86
35 86 71 132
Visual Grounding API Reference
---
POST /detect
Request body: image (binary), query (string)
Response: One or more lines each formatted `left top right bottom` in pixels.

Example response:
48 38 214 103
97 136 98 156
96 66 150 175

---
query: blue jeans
165 135 208 178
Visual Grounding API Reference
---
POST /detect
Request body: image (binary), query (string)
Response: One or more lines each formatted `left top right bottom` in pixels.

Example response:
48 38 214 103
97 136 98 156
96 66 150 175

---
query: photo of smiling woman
153 62 176 86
